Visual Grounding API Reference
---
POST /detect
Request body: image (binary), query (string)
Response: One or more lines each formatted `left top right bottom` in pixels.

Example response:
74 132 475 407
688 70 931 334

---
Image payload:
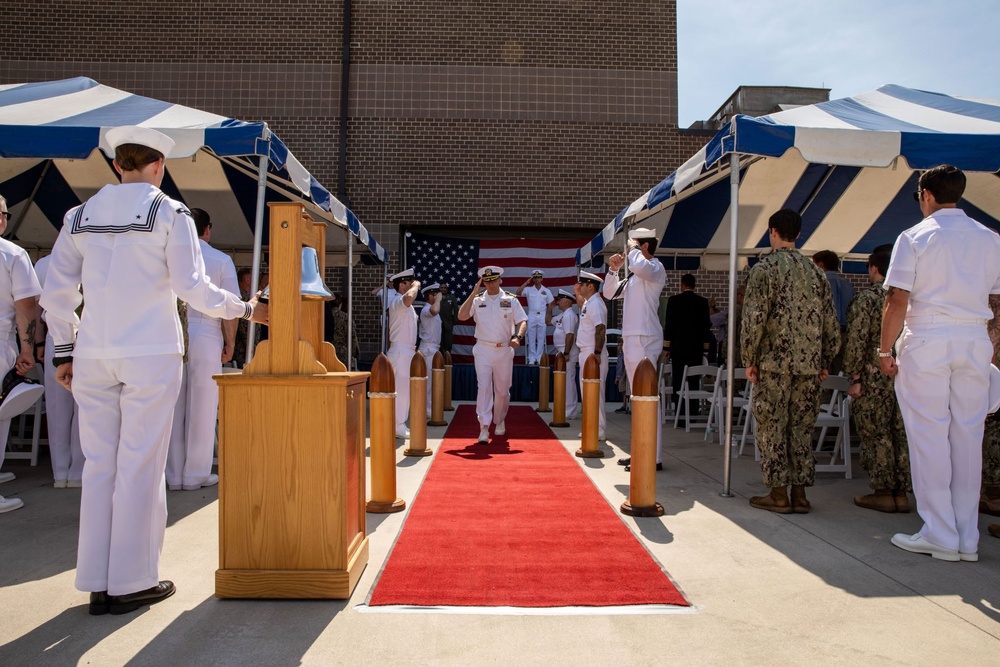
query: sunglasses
912 188 923 202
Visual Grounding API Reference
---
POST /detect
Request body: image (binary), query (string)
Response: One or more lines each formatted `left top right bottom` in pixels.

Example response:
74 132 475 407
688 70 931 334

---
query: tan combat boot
855 489 896 513
790 484 810 514
980 485 1000 517
750 486 792 514
892 490 910 513
989 524 1000 539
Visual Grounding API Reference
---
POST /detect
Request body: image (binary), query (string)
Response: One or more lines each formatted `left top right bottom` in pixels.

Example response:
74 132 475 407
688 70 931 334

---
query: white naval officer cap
531 269 544 277
556 289 575 300
390 268 416 281
421 282 441 294
577 271 603 285
628 227 656 240
478 266 503 282
105 125 176 159
0 369 45 422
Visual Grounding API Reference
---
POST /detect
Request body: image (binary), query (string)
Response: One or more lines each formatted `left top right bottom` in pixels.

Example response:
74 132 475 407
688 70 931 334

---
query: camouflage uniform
741 248 840 487
330 308 358 368
843 282 911 492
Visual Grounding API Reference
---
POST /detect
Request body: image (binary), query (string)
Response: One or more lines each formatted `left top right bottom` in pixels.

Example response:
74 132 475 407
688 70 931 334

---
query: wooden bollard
428 351 448 427
443 351 454 412
621 358 664 517
405 353 431 456
549 352 569 428
367 354 406 513
577 353 605 458
536 351 550 413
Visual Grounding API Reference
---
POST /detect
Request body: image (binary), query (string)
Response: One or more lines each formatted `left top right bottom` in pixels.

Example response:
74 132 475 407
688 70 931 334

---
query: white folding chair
5 366 47 467
814 375 852 479
658 362 674 422
705 368 749 443
673 364 719 432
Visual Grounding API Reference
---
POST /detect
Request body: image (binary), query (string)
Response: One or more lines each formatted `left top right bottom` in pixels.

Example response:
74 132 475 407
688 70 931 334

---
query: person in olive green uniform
844 245 912 513
742 209 840 514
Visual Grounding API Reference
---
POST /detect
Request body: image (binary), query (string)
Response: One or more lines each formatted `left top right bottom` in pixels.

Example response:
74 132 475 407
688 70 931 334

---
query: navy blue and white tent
578 85 1000 273
0 77 387 267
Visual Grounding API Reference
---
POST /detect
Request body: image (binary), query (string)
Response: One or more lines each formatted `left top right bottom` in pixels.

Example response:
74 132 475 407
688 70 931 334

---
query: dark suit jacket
664 290 711 359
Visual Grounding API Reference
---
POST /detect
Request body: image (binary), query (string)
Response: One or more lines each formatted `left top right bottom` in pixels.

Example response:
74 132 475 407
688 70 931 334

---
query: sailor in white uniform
33 254 84 489
384 268 420 439
575 271 608 439
880 165 1000 563
604 228 666 469
548 289 580 419
40 126 266 615
166 208 239 491
0 194 43 514
418 283 442 415
515 269 554 365
458 266 527 443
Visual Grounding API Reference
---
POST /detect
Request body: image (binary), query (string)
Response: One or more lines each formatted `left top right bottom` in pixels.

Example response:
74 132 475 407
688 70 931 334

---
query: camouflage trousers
853 387 912 492
751 371 820 487
984 416 1000 487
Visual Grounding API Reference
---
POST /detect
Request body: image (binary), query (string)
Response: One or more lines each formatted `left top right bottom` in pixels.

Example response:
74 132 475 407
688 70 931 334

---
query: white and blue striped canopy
0 77 386 263
578 85 1000 271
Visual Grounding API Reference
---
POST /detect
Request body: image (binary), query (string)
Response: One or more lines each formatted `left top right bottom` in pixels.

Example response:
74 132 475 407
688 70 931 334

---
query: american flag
405 232 593 363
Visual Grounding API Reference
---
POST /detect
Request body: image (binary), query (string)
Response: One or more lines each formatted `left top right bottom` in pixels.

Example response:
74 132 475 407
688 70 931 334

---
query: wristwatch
876 348 893 358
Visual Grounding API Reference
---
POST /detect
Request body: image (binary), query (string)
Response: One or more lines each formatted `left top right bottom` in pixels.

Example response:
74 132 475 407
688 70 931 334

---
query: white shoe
477 427 490 443
891 532 960 561
959 552 978 562
167 483 182 491
495 422 506 436
66 479 82 489
0 495 24 513
576 432 606 441
0 472 15 484
53 479 68 489
396 428 410 440
183 474 219 491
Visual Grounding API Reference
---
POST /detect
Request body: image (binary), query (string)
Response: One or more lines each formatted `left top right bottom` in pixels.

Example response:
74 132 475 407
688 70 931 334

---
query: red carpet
368 405 688 608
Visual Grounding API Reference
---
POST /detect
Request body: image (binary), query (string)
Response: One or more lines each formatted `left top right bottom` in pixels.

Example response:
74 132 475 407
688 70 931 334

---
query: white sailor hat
989 364 1000 414
577 271 603 285
628 227 657 240
390 268 416 281
421 282 441 294
531 269 544 278
556 289 575 300
106 125 176 159
0 369 44 422
478 266 503 282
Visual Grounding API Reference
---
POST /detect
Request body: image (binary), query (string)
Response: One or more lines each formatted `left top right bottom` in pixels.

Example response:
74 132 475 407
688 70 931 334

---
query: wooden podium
215 203 369 599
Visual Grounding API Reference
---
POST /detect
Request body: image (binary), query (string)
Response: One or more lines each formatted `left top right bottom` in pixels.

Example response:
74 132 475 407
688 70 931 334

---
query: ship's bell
256 246 333 303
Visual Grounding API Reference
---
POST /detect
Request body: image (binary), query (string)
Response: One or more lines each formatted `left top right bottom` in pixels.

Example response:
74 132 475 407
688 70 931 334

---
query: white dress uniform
523 284 553 364
33 255 83 485
166 240 239 489
40 181 252 596
577 291 609 437
886 207 1000 556
418 301 442 414
551 305 580 418
604 246 666 461
386 289 418 435
471 290 527 431
0 239 42 474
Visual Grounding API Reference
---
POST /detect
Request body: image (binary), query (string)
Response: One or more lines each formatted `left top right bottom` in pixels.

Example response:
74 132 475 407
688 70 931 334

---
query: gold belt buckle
495 342 504 348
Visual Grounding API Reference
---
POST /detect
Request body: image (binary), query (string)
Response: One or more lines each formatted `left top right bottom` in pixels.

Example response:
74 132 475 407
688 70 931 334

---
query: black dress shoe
617 457 631 466
88 591 110 616
623 462 664 472
109 580 176 615
657 462 663 471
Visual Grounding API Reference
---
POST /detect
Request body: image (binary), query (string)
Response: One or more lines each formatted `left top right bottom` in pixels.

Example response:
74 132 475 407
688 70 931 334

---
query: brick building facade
3 1 713 360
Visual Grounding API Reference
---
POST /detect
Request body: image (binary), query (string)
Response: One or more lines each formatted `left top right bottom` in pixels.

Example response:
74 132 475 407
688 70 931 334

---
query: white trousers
74 354 182 595
419 343 439 416
387 345 415 432
578 346 608 437
526 315 546 363
167 322 222 487
623 335 663 462
895 323 990 554
564 352 580 418
474 342 514 428
44 335 83 482
0 338 16 471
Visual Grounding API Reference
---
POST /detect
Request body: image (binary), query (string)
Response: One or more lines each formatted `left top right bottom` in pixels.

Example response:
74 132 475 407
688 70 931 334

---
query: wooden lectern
215 203 370 599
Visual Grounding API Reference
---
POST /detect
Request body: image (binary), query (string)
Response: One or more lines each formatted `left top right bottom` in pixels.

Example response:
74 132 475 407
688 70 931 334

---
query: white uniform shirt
472 290 527 343
552 307 579 357
0 237 42 333
523 285 554 317
189 240 239 325
387 289 417 349
886 208 1000 320
419 302 442 347
603 247 665 336
40 182 249 359
577 292 607 349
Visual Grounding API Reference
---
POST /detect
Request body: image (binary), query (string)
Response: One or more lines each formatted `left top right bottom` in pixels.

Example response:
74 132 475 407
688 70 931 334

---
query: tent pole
381 262 388 354
346 226 354 369
244 126 271 366
721 151 739 497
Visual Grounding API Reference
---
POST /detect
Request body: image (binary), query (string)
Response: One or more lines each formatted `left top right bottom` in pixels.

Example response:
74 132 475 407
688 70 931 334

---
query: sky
677 0 1000 126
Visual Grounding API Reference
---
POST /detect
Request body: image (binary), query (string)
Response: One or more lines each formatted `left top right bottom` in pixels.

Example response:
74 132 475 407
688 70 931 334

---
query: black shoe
617 457 631 466
88 591 110 616
614 406 629 414
624 462 663 472
109 581 175 615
